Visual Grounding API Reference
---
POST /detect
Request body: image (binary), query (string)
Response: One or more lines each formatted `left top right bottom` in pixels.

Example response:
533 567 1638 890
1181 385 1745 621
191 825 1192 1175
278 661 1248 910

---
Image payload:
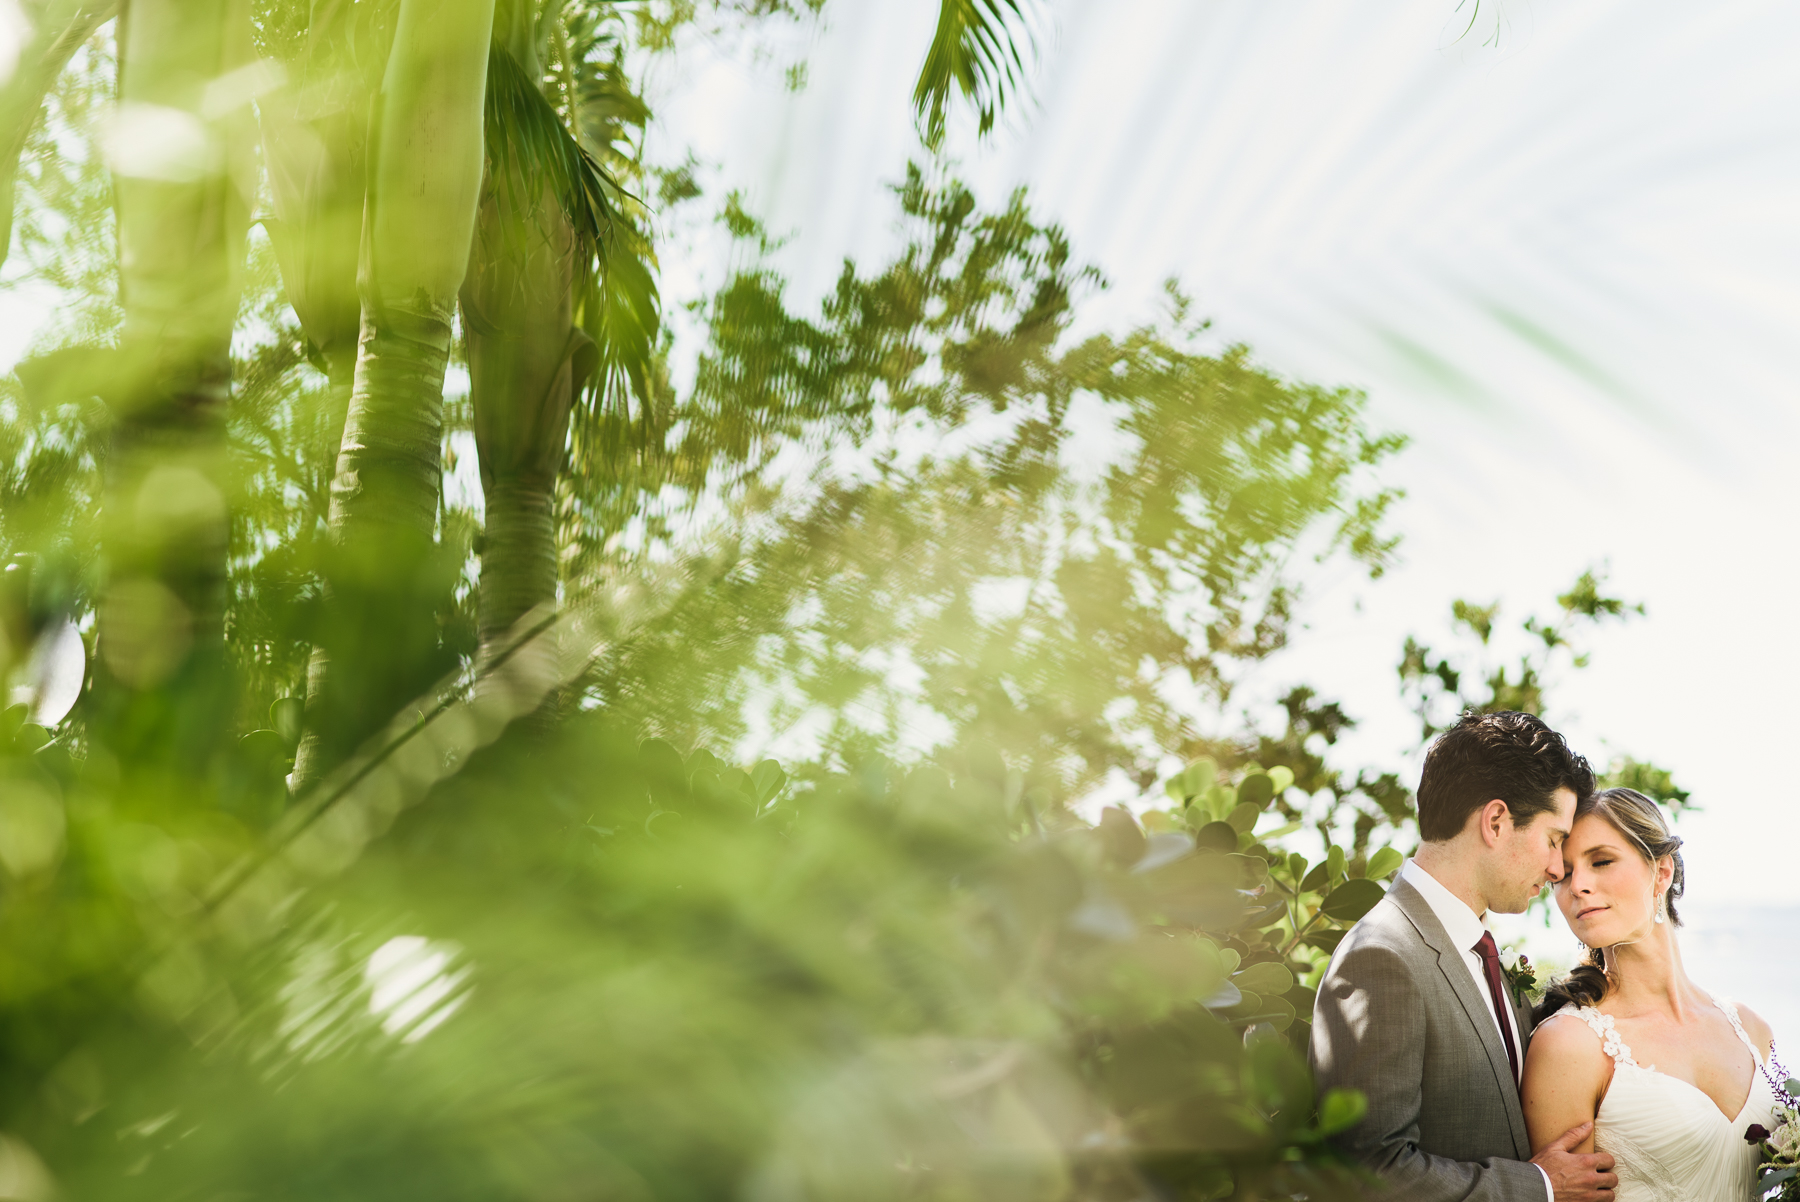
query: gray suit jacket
1309 877 1544 1201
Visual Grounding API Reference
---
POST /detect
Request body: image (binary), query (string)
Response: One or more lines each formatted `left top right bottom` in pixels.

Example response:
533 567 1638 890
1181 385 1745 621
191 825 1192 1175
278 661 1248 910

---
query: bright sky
646 0 1800 919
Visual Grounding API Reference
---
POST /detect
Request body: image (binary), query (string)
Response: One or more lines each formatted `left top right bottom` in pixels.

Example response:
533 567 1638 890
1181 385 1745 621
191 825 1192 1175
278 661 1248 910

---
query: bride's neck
1602 926 1694 1016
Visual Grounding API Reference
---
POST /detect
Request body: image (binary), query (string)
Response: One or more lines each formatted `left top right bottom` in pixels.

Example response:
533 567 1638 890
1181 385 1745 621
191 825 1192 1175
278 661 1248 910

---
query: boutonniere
1501 954 1540 1005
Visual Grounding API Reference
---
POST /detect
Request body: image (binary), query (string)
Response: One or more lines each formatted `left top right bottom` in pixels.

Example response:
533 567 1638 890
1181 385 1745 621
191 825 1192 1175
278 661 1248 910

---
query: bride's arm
1522 1014 1611 1156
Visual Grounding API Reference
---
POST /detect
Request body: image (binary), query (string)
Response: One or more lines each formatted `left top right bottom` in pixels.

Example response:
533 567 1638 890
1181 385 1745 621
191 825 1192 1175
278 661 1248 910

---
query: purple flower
1745 1124 1771 1145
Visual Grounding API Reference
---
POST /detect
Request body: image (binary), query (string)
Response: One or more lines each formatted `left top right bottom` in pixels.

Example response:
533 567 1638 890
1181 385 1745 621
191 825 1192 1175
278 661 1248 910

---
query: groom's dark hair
1416 710 1595 841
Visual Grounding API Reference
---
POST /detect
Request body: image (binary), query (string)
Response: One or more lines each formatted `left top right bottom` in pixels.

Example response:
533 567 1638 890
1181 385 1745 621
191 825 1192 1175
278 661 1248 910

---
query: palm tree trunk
95 0 253 757
463 179 594 657
291 0 496 786
335 0 495 539
259 1 381 787
478 475 560 639
332 307 460 536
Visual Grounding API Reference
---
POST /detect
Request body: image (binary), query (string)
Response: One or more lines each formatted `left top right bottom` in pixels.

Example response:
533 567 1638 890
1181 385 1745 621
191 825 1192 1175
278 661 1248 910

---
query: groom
1310 710 1619 1201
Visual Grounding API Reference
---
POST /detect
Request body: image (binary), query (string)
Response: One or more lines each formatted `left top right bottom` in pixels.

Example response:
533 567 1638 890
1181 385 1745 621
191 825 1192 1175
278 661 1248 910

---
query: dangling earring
1654 892 1667 924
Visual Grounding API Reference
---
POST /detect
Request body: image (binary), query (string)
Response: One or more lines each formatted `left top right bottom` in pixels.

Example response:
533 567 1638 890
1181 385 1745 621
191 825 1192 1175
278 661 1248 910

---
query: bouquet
1746 1059 1800 1201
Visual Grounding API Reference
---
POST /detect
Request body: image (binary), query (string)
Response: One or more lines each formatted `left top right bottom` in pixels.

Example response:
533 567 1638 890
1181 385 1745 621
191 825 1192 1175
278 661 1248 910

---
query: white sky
644 0 1800 914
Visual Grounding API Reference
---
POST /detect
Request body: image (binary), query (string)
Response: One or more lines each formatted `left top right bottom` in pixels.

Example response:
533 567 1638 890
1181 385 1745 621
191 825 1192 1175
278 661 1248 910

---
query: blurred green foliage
560 164 1404 796
2 713 1400 1200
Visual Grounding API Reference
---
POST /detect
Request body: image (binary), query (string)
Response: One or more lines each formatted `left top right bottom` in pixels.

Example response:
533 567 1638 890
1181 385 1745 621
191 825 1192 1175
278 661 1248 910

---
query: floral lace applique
1569 1005 1654 1072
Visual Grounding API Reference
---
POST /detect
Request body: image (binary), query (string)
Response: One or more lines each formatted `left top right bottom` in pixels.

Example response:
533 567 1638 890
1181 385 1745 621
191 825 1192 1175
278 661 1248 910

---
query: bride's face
1553 813 1671 948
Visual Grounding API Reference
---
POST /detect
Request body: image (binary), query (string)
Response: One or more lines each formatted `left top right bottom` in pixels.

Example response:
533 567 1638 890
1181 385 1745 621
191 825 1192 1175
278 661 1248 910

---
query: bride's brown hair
1533 787 1685 1023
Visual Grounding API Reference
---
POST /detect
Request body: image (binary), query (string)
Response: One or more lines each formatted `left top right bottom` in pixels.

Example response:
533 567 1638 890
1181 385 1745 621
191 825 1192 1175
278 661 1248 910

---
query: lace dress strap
1708 994 1765 1068
1557 1003 1645 1069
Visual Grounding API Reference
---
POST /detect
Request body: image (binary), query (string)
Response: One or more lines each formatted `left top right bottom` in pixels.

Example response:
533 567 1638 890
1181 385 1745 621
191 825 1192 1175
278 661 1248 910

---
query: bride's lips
1575 905 1607 920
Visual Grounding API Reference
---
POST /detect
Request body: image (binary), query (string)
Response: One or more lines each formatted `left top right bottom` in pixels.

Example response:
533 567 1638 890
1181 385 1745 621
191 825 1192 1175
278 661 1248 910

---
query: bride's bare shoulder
1526 1009 1611 1074
1524 1009 1612 1149
1732 1001 1776 1058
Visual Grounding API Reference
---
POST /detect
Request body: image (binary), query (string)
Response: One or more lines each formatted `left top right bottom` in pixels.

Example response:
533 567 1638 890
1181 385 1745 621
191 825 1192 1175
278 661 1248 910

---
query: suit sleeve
1309 939 1545 1202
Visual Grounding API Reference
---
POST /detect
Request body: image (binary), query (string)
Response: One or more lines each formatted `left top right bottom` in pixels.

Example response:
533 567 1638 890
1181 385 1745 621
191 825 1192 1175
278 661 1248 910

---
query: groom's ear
1475 798 1511 848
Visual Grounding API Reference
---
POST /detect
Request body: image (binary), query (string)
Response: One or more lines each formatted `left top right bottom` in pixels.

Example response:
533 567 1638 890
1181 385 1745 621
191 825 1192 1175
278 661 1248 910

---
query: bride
1522 787 1785 1200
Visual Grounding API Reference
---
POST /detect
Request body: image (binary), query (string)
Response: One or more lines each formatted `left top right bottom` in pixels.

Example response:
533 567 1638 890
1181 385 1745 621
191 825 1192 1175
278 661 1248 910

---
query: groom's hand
1532 1121 1617 1201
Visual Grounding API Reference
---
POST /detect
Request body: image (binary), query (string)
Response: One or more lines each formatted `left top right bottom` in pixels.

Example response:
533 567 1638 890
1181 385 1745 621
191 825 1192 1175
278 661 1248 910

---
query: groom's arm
1310 939 1547 1202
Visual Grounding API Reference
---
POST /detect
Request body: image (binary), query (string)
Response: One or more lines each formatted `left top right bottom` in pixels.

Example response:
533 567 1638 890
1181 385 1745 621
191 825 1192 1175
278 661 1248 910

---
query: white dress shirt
1399 859 1553 1202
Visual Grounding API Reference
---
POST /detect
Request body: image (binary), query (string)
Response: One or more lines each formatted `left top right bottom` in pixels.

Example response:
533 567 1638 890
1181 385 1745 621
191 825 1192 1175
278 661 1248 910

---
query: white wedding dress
1551 995 1779 1202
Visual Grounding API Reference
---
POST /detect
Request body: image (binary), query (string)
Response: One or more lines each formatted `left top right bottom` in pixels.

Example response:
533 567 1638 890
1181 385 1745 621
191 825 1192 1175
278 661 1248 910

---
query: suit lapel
1386 878 1533 1160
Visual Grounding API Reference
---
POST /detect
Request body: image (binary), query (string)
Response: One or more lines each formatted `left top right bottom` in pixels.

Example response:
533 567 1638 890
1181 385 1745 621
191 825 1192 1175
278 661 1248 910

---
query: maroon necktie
1473 931 1520 1085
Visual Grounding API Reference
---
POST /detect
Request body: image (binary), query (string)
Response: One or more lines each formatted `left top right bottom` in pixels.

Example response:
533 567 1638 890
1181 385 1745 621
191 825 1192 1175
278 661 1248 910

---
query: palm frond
911 0 1038 148
483 39 616 255
482 39 659 419
560 4 649 159
573 211 658 435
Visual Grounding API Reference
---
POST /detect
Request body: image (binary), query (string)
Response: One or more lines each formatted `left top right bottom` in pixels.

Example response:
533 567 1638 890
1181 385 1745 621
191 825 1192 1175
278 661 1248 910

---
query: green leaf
1299 861 1330 893
750 759 786 804
1302 929 1346 955
1237 772 1274 811
1182 758 1217 800
1267 765 1294 794
1286 852 1308 882
1327 844 1347 884
1227 852 1269 887
1237 897 1288 930
1284 983 1318 1020
1233 961 1293 997
1239 993 1295 1031
1194 821 1237 852
719 767 756 802
1225 800 1262 833
1139 850 1243 927
1246 1029 1311 1111
1364 846 1403 881
1202 980 1242 1010
1321 878 1385 923
1317 1087 1368 1135
269 697 304 746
